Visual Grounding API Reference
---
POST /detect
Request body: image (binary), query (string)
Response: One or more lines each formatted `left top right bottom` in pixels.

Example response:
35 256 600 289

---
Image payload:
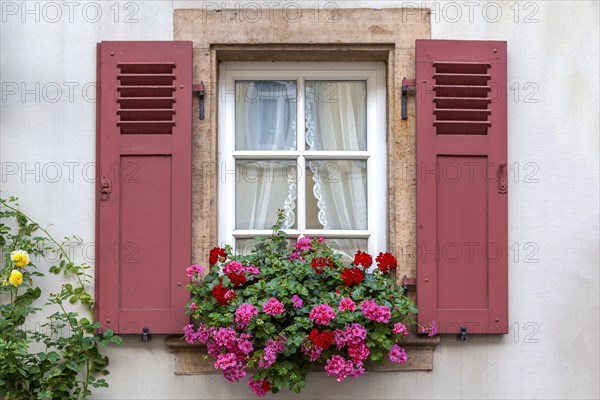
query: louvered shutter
416 40 508 334
95 41 192 334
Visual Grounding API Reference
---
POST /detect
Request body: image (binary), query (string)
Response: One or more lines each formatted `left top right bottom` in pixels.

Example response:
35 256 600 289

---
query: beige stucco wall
1 1 599 399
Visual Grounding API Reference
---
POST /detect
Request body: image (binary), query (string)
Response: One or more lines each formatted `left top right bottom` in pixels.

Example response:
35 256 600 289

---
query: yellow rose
9 270 23 287
10 250 30 268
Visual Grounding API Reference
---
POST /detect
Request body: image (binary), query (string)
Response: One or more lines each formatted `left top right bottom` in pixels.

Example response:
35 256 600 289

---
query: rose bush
185 212 433 396
0 197 121 399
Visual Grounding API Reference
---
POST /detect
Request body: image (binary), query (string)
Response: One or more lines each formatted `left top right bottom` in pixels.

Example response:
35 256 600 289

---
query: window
218 62 387 260
95 37 508 336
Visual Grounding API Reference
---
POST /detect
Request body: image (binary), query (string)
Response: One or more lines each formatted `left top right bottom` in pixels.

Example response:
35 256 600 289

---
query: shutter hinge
142 327 151 342
192 82 206 121
401 78 416 120
459 326 467 341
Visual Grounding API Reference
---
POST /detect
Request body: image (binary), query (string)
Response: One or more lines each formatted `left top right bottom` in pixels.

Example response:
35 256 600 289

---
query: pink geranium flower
309 304 336 325
291 294 303 308
186 264 203 277
296 237 312 251
235 303 258 329
389 344 408 364
262 297 285 316
338 297 356 312
392 322 409 336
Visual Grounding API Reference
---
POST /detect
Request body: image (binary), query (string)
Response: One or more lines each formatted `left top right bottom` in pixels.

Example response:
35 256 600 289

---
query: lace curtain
235 80 368 255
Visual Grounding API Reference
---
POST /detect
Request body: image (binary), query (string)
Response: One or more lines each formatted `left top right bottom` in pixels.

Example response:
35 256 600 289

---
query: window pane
236 160 297 229
234 238 262 255
305 81 367 151
235 237 293 255
306 160 367 230
327 238 369 264
235 238 366 262
236 81 297 150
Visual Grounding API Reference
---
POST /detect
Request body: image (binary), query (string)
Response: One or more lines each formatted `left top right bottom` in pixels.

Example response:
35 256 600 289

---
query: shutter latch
498 162 508 194
100 177 111 200
192 82 206 121
401 78 416 120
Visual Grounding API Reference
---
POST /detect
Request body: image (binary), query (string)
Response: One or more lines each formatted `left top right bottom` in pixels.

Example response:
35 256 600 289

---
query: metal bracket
192 82 206 120
142 327 151 342
459 326 467 341
401 78 416 120
401 275 416 295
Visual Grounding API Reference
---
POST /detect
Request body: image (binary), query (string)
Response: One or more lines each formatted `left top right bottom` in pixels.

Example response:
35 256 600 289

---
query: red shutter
95 41 192 334
416 40 508 334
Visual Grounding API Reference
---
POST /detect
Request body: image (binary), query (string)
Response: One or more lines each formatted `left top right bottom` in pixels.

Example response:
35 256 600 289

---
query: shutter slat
433 73 491 85
117 74 176 86
118 109 176 121
416 40 508 335
434 109 491 122
96 41 192 335
117 97 176 110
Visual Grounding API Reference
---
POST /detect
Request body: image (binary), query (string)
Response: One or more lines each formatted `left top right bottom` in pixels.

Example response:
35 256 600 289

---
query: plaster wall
1 1 598 399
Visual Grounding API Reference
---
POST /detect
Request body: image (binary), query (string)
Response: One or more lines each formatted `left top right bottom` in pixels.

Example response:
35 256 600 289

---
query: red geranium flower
227 272 247 286
209 247 227 264
311 256 334 274
375 252 397 273
261 380 272 393
341 267 364 287
308 328 335 350
353 251 373 267
212 280 229 305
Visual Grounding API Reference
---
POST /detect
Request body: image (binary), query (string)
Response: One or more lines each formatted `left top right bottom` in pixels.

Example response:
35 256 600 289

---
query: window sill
165 335 439 374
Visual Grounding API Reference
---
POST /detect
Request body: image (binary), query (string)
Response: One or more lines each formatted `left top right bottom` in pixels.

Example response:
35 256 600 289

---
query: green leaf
16 212 27 226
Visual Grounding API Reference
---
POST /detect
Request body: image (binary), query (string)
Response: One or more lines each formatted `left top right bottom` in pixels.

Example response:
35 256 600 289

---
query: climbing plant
0 196 121 399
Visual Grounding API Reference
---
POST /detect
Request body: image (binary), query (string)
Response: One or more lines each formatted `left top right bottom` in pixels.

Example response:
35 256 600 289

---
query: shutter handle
100 177 112 200
497 162 507 194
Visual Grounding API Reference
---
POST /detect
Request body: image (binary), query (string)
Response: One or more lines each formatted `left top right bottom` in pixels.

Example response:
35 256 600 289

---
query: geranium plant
185 212 435 396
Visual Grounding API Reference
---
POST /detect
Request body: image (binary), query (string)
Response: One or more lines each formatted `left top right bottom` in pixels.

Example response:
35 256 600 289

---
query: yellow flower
9 270 23 287
10 250 30 268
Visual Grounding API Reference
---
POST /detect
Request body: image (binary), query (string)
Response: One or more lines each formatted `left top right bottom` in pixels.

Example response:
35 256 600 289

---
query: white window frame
218 61 387 254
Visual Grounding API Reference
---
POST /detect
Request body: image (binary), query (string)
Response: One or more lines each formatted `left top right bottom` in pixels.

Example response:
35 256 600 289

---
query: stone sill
166 335 439 375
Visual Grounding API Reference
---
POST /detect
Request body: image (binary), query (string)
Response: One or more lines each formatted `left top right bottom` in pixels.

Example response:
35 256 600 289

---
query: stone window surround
167 7 439 373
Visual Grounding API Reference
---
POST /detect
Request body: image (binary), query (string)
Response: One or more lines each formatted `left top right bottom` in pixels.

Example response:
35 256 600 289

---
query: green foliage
186 210 418 396
0 197 121 399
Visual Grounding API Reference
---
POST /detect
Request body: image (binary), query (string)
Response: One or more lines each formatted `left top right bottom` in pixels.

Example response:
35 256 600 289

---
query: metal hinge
401 78 416 120
459 325 467 341
142 327 151 342
192 82 206 120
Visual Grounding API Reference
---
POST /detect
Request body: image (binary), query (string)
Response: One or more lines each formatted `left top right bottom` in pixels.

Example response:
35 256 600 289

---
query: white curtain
235 80 369 256
235 81 297 229
305 81 368 254
236 160 297 230
235 81 296 151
